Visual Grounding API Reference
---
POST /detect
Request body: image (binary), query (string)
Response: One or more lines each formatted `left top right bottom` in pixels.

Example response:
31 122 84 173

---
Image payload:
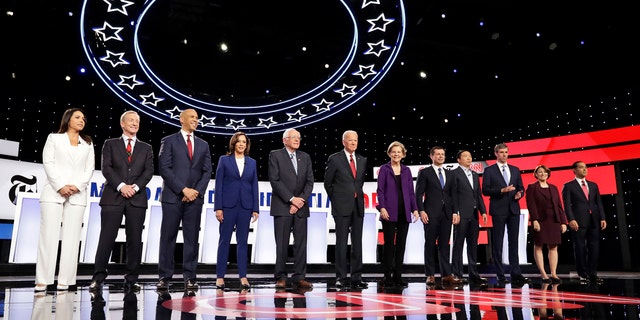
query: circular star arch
80 0 406 135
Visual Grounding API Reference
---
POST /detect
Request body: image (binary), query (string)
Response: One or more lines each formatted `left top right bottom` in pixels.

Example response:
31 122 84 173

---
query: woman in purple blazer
375 141 419 287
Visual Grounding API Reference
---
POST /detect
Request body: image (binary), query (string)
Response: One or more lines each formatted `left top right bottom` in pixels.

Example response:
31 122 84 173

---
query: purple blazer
375 162 418 222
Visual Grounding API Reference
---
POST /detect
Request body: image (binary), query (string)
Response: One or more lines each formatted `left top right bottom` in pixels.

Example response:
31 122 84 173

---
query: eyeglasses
285 135 302 140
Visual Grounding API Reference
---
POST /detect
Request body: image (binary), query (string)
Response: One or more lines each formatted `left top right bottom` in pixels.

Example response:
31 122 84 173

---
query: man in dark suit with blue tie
324 130 368 289
156 108 212 290
481 143 529 283
268 128 314 289
451 150 488 285
90 110 154 292
562 161 607 284
415 146 462 286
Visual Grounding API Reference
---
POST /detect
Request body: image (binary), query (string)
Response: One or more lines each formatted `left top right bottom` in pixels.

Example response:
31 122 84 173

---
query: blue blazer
158 131 212 204
214 154 259 212
481 163 524 216
375 162 418 222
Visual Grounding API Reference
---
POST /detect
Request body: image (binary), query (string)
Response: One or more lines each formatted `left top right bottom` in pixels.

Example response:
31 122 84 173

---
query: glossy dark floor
2 272 640 319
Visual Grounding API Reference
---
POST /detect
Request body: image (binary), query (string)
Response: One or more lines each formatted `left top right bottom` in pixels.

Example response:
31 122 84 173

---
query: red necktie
187 134 193 160
581 180 589 199
349 154 356 178
126 138 132 163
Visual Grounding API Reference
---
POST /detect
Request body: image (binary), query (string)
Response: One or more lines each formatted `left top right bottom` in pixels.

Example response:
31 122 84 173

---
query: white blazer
40 133 95 206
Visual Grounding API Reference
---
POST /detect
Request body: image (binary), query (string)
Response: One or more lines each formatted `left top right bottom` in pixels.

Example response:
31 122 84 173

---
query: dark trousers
93 202 145 283
333 201 364 281
490 214 522 278
381 218 410 278
158 201 203 281
452 215 480 279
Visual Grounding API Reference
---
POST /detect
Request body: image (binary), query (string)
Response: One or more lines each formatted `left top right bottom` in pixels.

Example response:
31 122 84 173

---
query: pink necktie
349 154 356 178
581 180 589 199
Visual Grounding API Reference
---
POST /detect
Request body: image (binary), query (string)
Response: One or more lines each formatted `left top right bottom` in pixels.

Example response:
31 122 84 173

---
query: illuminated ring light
80 0 405 135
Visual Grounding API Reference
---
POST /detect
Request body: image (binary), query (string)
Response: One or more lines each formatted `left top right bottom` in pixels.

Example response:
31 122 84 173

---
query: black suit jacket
415 166 455 219
158 131 212 204
451 166 486 219
99 137 154 208
268 148 314 217
324 151 367 217
481 163 524 216
562 179 605 225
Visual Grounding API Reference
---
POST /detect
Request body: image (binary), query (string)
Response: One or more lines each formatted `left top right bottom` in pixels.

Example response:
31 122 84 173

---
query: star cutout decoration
312 99 334 112
367 13 394 33
100 50 129 68
200 114 216 127
166 106 182 119
352 65 377 79
93 22 124 42
226 119 246 131
117 74 144 90
364 40 391 57
334 84 357 98
286 110 307 122
362 0 380 9
257 117 277 129
140 92 164 106
103 0 134 16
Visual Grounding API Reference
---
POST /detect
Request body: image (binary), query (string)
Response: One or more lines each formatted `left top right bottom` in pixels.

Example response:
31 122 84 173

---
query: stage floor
2 272 640 319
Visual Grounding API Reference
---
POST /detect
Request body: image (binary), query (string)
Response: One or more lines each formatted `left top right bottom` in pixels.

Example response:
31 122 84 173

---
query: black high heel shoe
240 283 251 290
216 283 225 290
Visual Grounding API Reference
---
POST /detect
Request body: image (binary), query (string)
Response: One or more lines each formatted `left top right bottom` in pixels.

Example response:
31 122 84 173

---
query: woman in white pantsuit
35 108 95 291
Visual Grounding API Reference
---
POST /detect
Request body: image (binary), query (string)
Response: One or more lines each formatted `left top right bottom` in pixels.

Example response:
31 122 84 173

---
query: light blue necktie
290 153 297 174
438 168 445 189
502 165 509 184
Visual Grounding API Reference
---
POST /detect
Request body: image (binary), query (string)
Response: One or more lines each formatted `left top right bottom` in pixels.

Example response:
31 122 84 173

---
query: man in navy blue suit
156 108 212 291
562 161 607 284
482 143 529 283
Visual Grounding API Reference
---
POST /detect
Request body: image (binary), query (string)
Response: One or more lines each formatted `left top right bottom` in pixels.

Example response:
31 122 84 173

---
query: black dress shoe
497 276 510 283
470 276 488 284
512 275 531 283
335 278 345 288
589 276 603 284
89 280 102 292
185 279 199 290
156 278 169 290
351 281 368 289
124 282 141 293
394 278 408 287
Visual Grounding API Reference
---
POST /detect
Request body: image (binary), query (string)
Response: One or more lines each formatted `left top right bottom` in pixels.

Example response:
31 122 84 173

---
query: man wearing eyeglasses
268 128 315 289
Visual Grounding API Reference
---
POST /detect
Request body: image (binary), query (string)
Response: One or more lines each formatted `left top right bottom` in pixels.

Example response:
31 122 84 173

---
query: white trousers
35 201 85 286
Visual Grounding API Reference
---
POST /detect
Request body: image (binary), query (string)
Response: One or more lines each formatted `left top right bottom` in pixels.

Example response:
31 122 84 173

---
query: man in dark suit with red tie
324 130 368 289
562 161 607 284
90 110 154 292
156 108 212 291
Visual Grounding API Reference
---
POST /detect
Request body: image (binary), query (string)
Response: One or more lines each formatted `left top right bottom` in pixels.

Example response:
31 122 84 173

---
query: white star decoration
140 92 164 106
166 106 182 119
103 0 134 16
367 14 394 32
362 0 380 9
257 117 277 129
286 110 306 122
117 75 144 90
100 50 129 67
334 84 357 98
226 119 246 130
93 22 124 42
199 115 216 127
312 99 334 112
364 40 391 57
352 65 377 79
